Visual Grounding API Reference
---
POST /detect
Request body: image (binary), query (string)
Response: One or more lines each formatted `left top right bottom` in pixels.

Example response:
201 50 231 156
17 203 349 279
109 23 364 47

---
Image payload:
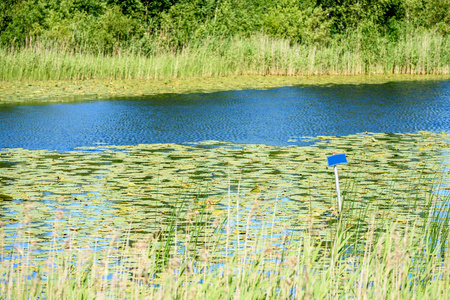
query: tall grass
1 31 449 81
1 177 449 299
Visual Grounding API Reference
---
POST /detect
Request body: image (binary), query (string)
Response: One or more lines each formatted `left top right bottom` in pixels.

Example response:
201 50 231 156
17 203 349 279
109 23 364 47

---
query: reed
1 31 449 81
1 177 449 299
0 133 448 298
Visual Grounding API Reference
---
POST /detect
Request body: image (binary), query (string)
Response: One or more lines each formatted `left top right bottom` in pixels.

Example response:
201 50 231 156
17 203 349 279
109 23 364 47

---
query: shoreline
1 74 449 105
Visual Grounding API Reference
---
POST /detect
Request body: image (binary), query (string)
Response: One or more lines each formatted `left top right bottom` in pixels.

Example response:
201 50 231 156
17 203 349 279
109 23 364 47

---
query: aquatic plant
0 32 449 82
0 132 448 298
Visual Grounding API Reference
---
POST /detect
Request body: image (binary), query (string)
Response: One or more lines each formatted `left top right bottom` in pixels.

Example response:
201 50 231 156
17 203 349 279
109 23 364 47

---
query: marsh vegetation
1 0 449 82
1 1 450 298
0 132 449 298
1 32 449 82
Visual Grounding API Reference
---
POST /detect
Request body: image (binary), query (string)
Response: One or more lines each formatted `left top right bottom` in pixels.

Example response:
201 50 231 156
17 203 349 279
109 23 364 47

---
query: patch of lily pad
1 75 449 105
0 132 448 258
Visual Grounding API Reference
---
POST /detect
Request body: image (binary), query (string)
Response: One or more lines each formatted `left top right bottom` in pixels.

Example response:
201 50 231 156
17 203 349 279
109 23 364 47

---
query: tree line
0 0 449 54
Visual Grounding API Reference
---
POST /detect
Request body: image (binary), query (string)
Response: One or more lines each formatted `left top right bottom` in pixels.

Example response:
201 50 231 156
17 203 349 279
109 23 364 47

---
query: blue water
0 80 449 151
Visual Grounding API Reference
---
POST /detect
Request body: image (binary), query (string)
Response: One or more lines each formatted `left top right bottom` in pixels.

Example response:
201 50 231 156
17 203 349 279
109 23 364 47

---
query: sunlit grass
0 132 448 298
1 188 449 299
1 32 449 81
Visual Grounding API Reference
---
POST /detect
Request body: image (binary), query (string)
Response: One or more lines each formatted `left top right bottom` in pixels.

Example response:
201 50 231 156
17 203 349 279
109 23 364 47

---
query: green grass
1 31 449 81
0 133 448 298
2 194 449 299
1 174 449 299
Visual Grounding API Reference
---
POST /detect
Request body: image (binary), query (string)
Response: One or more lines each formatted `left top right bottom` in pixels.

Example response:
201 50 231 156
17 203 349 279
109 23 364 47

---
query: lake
1 80 449 151
0 80 449 296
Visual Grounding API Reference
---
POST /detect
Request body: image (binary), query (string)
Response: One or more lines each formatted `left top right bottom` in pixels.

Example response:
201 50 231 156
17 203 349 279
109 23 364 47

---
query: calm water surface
0 80 449 151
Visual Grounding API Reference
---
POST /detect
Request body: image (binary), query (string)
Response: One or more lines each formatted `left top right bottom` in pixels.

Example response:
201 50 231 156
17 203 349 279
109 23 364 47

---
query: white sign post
327 153 348 214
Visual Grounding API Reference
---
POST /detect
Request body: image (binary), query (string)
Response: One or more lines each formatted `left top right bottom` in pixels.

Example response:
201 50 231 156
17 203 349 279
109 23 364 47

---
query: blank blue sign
327 153 348 167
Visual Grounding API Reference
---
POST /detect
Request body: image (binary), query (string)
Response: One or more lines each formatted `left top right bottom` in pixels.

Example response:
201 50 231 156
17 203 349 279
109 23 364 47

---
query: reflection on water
0 80 449 151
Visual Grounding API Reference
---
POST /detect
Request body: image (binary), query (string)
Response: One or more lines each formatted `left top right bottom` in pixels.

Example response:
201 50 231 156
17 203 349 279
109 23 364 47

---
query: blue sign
327 153 348 167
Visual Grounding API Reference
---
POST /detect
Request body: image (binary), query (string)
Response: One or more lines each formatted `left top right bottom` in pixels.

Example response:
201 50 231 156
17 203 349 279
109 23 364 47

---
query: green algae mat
1 75 450 104
0 132 448 256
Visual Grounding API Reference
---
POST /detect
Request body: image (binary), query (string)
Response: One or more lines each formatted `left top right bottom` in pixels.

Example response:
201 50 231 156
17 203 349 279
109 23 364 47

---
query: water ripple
0 80 449 151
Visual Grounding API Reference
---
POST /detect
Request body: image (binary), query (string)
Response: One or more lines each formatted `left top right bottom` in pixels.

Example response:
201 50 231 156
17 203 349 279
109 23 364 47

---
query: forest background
0 0 449 81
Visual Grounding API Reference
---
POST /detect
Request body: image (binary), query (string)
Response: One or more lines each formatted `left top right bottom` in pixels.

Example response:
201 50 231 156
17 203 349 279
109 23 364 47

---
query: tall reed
1 32 449 81
1 177 449 299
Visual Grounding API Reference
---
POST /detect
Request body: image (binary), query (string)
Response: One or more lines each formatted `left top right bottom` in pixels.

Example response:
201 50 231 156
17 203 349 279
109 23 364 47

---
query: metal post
334 166 342 213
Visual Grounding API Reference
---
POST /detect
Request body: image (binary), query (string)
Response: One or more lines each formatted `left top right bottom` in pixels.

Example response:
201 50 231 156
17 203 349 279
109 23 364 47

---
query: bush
262 0 332 44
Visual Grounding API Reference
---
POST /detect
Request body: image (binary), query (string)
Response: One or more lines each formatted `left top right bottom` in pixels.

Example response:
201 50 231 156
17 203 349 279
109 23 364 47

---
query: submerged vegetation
0 132 449 298
0 0 449 81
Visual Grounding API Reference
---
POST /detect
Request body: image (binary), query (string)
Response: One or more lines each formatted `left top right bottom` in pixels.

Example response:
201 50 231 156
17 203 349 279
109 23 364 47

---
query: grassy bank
1 32 449 104
1 33 449 82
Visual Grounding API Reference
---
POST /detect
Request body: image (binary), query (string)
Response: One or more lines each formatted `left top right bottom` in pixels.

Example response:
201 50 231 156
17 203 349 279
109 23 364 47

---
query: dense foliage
0 0 449 54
